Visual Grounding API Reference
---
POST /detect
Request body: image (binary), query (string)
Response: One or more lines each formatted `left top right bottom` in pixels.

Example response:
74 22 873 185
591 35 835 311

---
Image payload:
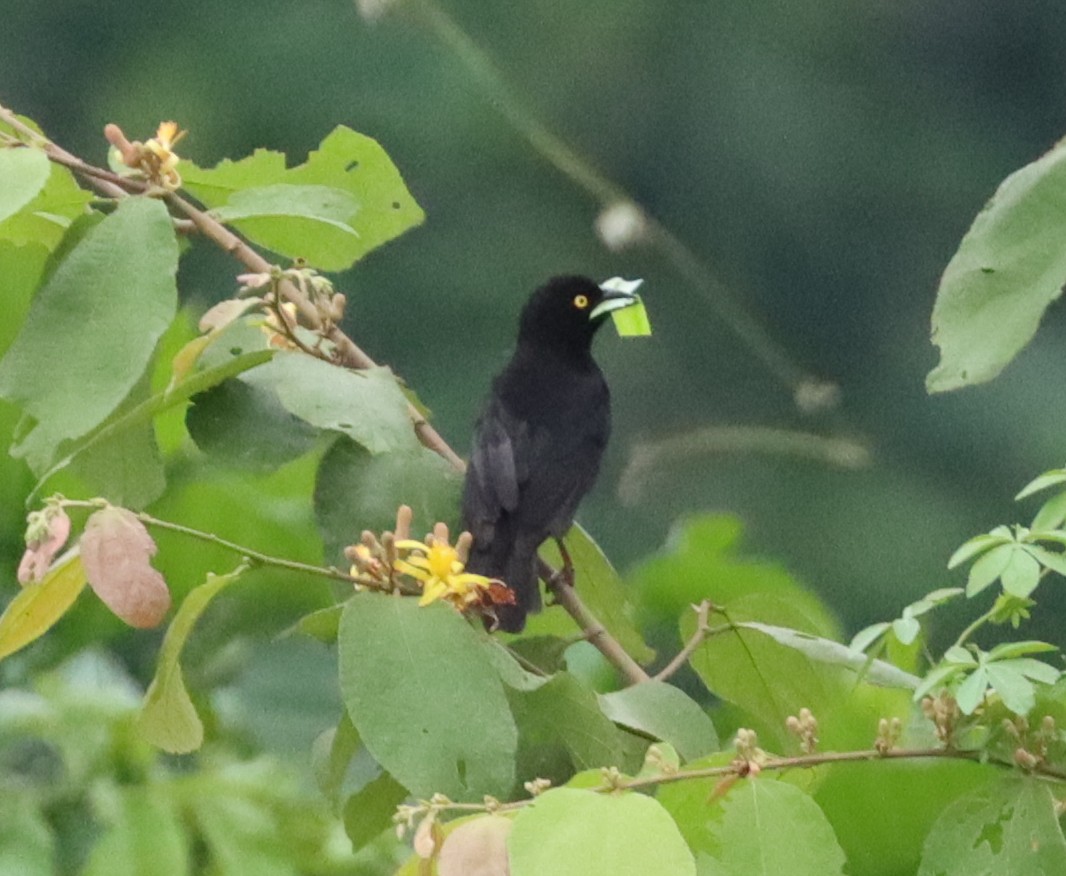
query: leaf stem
420 744 1066 820
951 606 996 652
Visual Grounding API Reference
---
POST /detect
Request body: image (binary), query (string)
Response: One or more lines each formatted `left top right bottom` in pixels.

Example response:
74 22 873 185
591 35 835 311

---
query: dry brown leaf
81 507 170 628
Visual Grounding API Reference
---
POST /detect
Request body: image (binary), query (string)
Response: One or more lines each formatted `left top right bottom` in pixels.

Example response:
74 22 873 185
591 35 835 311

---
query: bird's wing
467 396 527 517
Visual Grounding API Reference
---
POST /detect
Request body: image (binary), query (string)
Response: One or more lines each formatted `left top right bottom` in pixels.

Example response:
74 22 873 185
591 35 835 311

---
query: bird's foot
550 536 575 589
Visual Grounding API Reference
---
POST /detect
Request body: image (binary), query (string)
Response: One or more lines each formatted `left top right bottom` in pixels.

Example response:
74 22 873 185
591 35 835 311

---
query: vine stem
0 102 660 684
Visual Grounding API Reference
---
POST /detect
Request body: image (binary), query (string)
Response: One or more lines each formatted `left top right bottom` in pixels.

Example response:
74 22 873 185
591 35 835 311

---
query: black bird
461 275 641 632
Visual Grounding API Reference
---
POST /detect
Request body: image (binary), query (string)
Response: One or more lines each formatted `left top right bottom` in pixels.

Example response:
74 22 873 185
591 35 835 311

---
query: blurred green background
5 1 1066 658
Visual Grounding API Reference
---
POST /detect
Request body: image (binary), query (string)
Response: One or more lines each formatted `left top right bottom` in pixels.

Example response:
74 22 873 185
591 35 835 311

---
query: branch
654 600 713 682
541 559 651 685
410 744 1066 821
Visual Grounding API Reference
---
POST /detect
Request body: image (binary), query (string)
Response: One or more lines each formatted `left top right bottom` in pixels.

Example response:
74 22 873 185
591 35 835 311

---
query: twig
655 600 713 682
400 743 1066 820
541 559 650 684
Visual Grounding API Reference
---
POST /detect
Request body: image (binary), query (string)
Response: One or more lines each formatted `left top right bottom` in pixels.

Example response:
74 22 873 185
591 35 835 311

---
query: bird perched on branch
461 275 641 632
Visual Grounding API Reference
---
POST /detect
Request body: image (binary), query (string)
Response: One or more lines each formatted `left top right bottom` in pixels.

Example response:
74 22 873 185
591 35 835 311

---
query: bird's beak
591 277 644 320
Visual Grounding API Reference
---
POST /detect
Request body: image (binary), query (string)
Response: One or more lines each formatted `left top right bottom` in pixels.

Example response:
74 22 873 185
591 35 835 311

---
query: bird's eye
573 294 589 309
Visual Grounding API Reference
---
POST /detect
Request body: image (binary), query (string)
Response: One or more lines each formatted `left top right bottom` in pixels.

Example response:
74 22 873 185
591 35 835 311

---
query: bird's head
517 275 640 355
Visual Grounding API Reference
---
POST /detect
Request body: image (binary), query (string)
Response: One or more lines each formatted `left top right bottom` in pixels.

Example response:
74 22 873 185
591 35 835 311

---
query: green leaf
685 599 849 750
947 532 1010 569
208 184 360 269
913 662 971 703
337 594 516 800
311 711 361 808
735 622 921 689
918 778 1066 875
849 621 889 653
539 524 655 664
598 681 719 761
0 241 49 358
508 672 627 783
186 375 320 471
508 788 696 876
892 615 921 645
1016 469 1066 500
82 783 189 876
0 150 91 249
1000 547 1041 597
610 296 653 337
503 635 571 678
69 366 165 508
33 341 275 499
0 197 178 471
137 566 246 753
1024 544 1066 578
984 662 1039 714
292 604 344 644
1000 657 1061 685
0 551 87 661
966 543 1014 596
927 140 1066 392
182 125 424 271
987 640 1058 661
249 355 412 454
1031 491 1066 531
690 779 847 876
0 148 51 223
342 771 408 853
815 759 990 876
314 436 461 564
956 665 990 714
905 587 966 617
482 637 550 691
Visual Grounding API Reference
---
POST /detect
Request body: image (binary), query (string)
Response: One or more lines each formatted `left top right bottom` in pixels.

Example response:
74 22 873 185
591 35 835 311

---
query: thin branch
541 559 650 684
406 744 1066 821
654 600 713 682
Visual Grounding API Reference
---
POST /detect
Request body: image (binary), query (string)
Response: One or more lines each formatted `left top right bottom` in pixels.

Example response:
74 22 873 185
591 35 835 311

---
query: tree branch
654 600 713 682
541 559 651 684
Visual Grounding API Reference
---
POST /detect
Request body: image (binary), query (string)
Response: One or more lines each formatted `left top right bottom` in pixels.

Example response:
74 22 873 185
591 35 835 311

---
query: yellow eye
573 294 589 309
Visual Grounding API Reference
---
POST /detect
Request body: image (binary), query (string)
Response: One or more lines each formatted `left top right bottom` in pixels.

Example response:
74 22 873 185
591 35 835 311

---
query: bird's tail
466 536 541 633
494 545 540 632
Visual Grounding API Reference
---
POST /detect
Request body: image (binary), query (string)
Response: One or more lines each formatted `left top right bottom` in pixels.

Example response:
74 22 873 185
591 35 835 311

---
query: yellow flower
394 538 494 608
142 121 186 190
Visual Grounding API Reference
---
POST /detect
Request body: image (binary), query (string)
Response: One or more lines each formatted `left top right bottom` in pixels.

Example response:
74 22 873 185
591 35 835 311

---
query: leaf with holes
918 778 1066 875
182 126 424 270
